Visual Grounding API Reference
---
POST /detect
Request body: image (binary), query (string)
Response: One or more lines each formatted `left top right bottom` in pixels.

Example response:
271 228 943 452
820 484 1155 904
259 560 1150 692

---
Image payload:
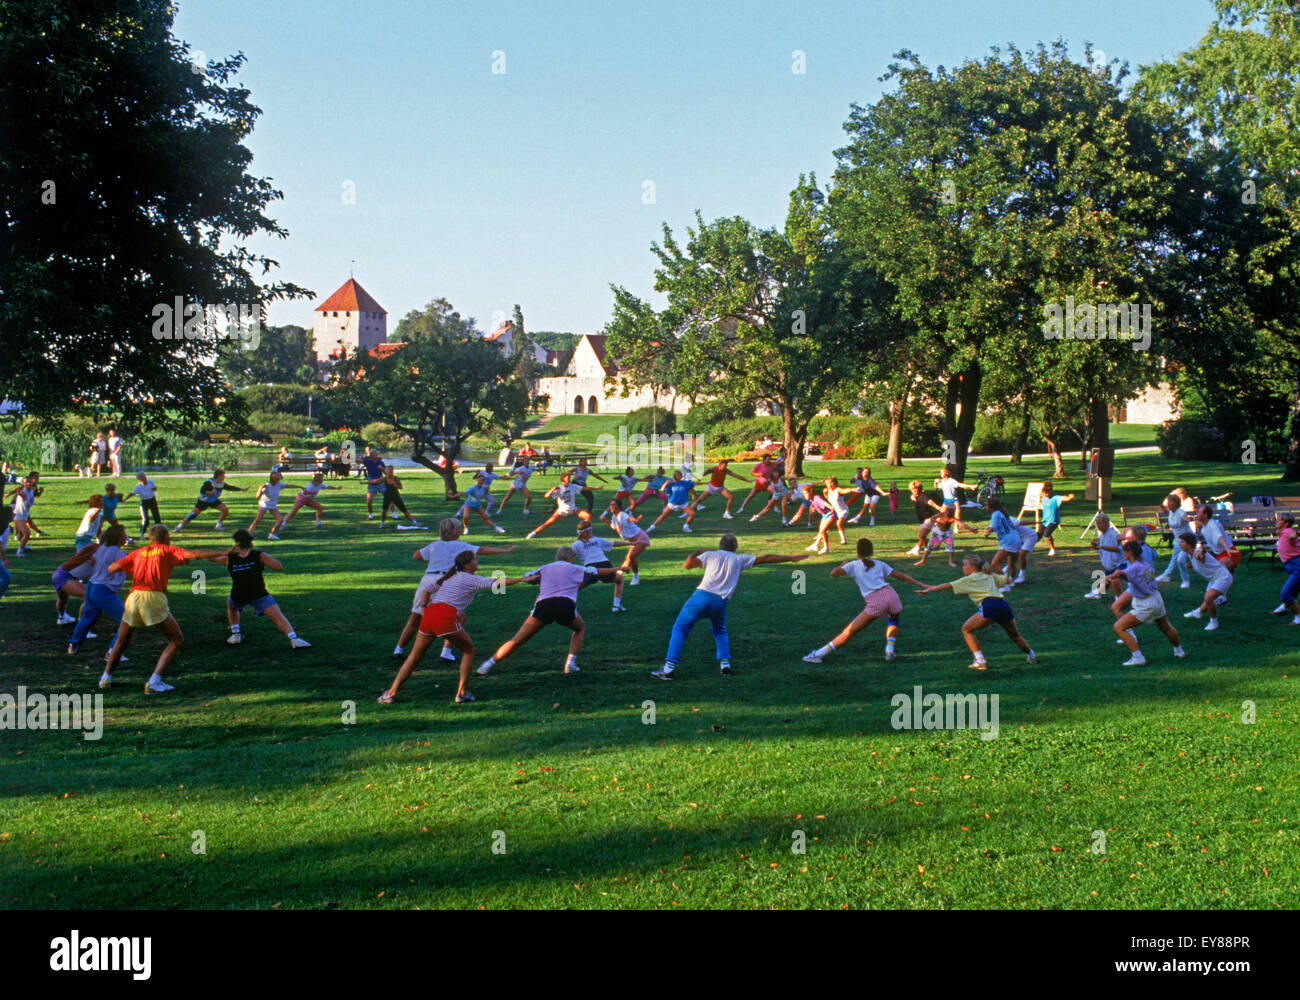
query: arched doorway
588 396 598 414
574 396 584 414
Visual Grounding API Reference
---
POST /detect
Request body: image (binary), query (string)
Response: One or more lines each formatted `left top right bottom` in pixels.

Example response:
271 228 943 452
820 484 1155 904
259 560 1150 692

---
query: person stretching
802 537 924 664
175 469 244 533
651 534 806 679
644 471 699 533
691 459 748 519
212 529 311 648
1269 513 1300 625
1104 539 1185 666
913 553 1037 671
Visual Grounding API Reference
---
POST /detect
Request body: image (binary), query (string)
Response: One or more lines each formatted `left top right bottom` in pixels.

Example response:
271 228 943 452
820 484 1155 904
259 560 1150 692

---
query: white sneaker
1026 652 1037 665
522 509 530 515
1269 603 1288 615
682 524 692 533
645 524 656 533
475 662 493 676
526 531 537 540
749 514 761 522
57 612 76 625
805 541 819 552
722 512 733 519
1155 574 1171 583
1180 581 1190 589
1122 653 1147 667
817 545 828 554
215 521 224 530
290 636 312 648
847 515 861 524
1204 620 1219 631
885 649 896 661
267 533 281 541
630 574 640 586
1083 591 1102 599
1173 645 1187 657
226 633 242 645
802 651 824 663
494 526 506 534
1183 608 1202 619
564 663 580 674
314 520 323 528
1291 616 1300 626
145 678 175 693
1014 572 1026 584
781 519 789 526
868 517 875 526
440 648 457 661
998 586 1011 594
368 513 375 520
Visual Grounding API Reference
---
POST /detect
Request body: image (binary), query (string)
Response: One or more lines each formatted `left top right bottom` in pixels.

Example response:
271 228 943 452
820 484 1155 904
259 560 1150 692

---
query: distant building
312 278 387 363
485 321 553 365
535 334 690 415
1118 381 1180 425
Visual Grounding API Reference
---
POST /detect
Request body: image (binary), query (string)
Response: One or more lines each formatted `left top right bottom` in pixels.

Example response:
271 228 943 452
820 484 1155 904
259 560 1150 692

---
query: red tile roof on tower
315 278 386 314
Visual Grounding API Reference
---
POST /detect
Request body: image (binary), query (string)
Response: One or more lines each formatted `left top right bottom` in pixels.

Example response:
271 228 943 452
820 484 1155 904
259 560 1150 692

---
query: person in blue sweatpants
652 533 806 679
66 525 131 655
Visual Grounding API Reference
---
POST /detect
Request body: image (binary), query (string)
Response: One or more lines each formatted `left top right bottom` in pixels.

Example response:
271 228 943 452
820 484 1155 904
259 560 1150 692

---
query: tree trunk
781 403 807 478
942 367 982 481
1089 395 1111 449
886 395 906 467
412 449 461 499
1011 393 1032 465
1285 379 1300 481
1045 436 1065 478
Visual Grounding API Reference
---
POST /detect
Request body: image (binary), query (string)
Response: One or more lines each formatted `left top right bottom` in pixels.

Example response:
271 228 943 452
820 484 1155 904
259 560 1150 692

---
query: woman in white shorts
1105 540 1185 666
600 498 651 585
278 473 341 532
1179 531 1234 631
248 471 296 539
801 538 925 664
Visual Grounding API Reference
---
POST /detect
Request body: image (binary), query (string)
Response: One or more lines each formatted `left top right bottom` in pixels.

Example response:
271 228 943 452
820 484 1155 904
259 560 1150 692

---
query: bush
362 421 410 450
246 409 312 440
969 411 1084 456
622 406 676 439
681 399 754 435
237 384 313 416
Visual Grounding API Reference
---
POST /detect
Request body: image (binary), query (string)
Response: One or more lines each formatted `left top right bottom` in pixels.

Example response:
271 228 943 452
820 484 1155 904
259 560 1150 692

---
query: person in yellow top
914 553 1037 671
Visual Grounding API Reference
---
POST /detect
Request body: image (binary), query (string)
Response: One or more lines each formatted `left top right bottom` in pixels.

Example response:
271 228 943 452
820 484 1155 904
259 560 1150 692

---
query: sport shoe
885 649 897 662
1083 591 1102 599
57 612 76 625
494 526 506 534
475 662 493 676
368 514 375 520
1269 603 1288 615
719 661 732 675
439 648 457 662
650 667 676 681
1122 653 1147 667
801 651 824 663
226 633 242 645
1204 619 1219 631
314 520 323 528
267 533 281 541
749 514 761 522
1290 615 1300 626
145 678 175 693
630 574 640 586
968 661 988 671
1155 574 1172 583
1172 646 1187 657
521 508 530 515
847 515 861 524
612 604 627 613
98 675 112 689
682 524 692 533
377 691 394 704
526 531 537 540
1179 581 1190 589
564 663 580 674
1183 608 1202 619
290 636 312 648
1026 653 1037 665
804 541 819 552
454 691 476 703
868 517 875 526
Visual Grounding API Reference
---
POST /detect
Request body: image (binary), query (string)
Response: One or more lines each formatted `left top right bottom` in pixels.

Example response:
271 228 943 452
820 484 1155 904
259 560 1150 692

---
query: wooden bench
1119 505 1171 546
207 433 231 444
1226 506 1300 567
523 451 599 475
274 456 349 478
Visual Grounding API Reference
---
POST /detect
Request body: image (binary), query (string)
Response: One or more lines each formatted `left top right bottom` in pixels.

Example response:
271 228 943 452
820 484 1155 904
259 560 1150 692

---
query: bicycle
973 472 1006 506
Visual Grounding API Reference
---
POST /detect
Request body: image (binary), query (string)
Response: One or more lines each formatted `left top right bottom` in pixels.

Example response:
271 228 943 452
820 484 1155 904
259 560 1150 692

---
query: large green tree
832 43 1191 479
0 0 310 426
1140 0 1300 477
329 300 535 496
217 324 317 387
609 176 876 475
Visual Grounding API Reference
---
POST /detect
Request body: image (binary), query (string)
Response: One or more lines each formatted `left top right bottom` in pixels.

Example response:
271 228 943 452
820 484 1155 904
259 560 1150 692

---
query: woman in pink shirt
1270 513 1300 625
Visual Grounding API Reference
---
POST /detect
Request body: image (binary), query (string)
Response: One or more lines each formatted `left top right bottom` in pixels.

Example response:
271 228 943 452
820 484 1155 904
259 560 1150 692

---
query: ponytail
437 549 476 586
963 552 991 574
856 536 874 568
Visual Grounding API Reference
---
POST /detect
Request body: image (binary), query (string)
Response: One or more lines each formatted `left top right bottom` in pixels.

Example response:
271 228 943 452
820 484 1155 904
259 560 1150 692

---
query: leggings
70 583 126 647
1281 555 1300 607
1037 522 1058 540
139 498 162 533
580 487 595 511
383 488 409 517
665 589 730 664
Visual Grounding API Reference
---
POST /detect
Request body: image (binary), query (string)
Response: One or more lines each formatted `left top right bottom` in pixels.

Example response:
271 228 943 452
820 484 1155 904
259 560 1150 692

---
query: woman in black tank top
210 529 312 649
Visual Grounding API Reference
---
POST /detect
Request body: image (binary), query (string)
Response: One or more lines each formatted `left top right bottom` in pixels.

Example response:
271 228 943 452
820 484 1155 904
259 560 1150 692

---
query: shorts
623 531 650 547
258 503 278 512
556 502 578 516
51 567 74 590
228 594 277 615
703 483 726 496
666 502 688 512
753 478 770 490
1130 592 1167 624
926 529 954 551
996 534 1022 554
864 584 903 617
831 505 850 520
530 596 577 626
581 561 615 587
977 597 1014 626
411 573 440 613
122 590 172 628
1203 570 1234 595
1017 526 1039 552
418 601 464 637
196 499 221 510
13 511 29 522
1214 549 1241 571
511 479 530 491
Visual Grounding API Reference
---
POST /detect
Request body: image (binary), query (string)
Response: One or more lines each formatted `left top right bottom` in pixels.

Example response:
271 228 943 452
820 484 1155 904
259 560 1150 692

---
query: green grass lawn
1 450 1296 909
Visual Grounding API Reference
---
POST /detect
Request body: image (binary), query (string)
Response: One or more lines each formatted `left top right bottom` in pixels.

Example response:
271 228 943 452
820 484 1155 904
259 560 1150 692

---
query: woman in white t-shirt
477 546 619 677
1178 531 1234 632
247 471 297 539
802 538 925 665
379 549 533 704
599 498 651 585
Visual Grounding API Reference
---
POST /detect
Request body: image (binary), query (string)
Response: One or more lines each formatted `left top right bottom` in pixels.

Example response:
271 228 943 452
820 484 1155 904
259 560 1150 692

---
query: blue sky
173 0 1214 336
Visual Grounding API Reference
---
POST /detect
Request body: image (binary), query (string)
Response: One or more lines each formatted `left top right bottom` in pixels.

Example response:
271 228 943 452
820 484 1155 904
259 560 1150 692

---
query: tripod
1081 477 1107 539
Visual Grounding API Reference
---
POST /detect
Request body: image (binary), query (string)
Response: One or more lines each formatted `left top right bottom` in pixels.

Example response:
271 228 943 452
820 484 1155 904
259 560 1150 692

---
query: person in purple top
1104 540 1185 667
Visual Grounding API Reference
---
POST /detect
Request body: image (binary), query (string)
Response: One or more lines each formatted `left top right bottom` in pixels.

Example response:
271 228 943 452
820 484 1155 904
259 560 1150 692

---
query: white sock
974 651 986 663
287 629 297 640
885 637 896 653
230 624 240 634
816 643 835 657
565 654 577 667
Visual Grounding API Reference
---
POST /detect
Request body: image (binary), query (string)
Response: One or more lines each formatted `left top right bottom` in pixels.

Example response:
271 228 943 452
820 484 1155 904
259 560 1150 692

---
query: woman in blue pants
67 525 131 656
651 534 806 679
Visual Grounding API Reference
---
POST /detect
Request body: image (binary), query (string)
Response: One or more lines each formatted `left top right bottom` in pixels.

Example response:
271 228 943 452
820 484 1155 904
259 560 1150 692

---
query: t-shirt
554 482 581 509
259 480 288 507
227 548 270 605
464 484 492 508
610 509 643 540
480 471 502 490
511 465 534 487
750 461 774 482
1040 494 1063 525
988 510 1021 547
108 434 122 455
647 474 670 490
618 474 639 492
130 480 157 501
424 571 496 611
197 479 226 504
949 571 1010 603
298 481 329 499
666 480 694 506
1278 526 1300 563
572 467 591 486
1189 550 1233 587
913 495 934 523
89 544 127 589
360 457 385 481
572 535 614 566
1121 559 1159 598
1095 527 1122 571
1167 507 1186 532
695 550 758 600
419 539 478 575
810 495 834 516
531 561 597 602
1200 518 1232 555
938 477 960 503
101 494 120 515
842 558 894 598
118 543 193 593
76 509 102 538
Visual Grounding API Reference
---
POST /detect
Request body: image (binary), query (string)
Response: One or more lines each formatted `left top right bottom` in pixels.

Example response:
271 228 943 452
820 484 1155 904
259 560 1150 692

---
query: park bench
1119 504 1172 547
1224 505 1300 567
274 456 350 478
207 432 231 444
519 451 599 475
